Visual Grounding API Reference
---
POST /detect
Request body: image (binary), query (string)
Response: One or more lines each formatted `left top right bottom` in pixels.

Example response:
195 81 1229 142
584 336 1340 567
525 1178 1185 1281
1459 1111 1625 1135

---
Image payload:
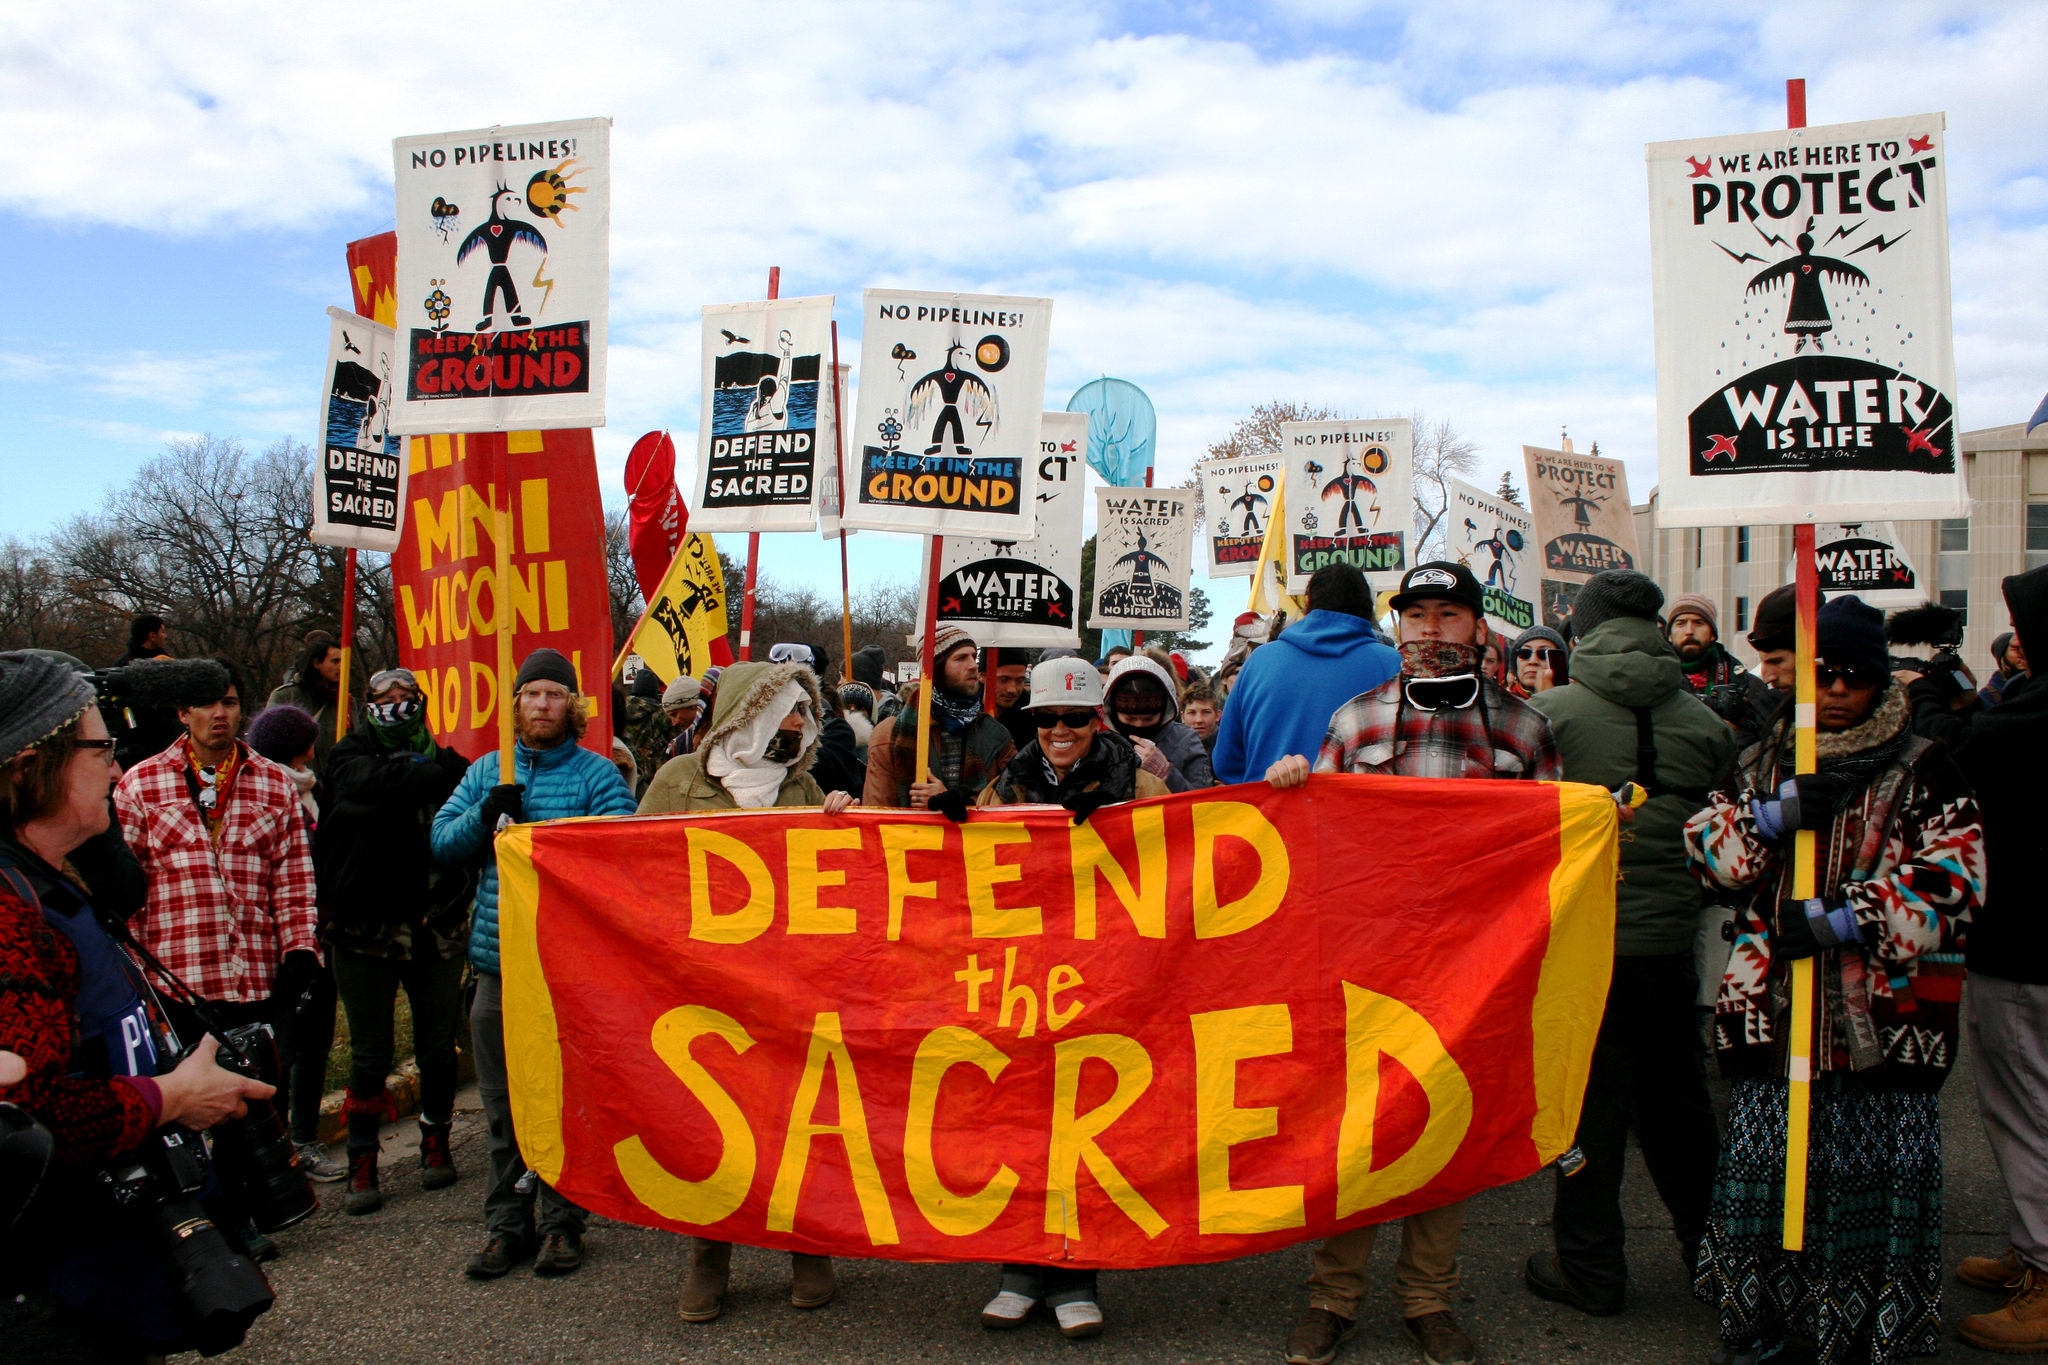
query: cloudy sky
4 1 2043 652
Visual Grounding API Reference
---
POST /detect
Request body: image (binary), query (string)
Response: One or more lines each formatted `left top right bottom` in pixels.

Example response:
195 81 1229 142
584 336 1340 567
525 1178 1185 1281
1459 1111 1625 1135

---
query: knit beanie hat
630 667 666 701
514 647 578 693
1666 592 1718 637
0 650 97 765
247 703 320 765
1509 625 1567 656
1571 570 1664 637
1748 583 1799 652
850 645 886 689
1815 596 1889 676
662 675 702 708
931 626 977 673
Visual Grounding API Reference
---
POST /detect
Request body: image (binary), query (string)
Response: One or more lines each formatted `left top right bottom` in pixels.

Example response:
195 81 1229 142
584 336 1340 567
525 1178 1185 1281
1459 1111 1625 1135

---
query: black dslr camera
94 1023 316 1356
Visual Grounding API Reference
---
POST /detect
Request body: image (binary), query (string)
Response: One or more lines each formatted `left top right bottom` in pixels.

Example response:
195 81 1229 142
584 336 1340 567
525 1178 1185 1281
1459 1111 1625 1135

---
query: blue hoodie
1211 611 1401 784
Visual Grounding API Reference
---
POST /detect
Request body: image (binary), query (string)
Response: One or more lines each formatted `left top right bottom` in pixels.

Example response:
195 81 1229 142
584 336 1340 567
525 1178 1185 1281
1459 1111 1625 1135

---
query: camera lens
152 1194 276 1354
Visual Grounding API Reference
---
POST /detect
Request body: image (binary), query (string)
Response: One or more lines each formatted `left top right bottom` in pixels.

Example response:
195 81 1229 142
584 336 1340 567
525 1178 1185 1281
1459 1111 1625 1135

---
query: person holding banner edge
1267 560 1561 1365
432 648 638 1281
1684 596 1983 1365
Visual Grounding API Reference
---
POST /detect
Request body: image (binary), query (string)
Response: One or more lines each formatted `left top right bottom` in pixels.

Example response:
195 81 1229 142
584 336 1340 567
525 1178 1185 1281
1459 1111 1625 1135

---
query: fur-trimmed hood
700 661 823 775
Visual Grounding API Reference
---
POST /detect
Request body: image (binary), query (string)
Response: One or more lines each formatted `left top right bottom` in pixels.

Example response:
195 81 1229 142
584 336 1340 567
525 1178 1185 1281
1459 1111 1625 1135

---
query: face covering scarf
705 679 818 808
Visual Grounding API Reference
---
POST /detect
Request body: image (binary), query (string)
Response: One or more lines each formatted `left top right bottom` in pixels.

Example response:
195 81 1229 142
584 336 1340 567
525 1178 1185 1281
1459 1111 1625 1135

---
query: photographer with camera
0 650 279 1361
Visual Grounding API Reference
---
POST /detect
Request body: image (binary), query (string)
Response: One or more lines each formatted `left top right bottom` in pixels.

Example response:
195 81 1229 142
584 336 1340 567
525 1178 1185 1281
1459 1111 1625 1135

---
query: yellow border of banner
497 822 567 1185
1528 782 1619 1161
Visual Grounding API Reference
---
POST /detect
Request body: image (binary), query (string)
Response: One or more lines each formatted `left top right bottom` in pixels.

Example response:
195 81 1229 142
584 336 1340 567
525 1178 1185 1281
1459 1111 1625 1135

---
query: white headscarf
704 679 817 808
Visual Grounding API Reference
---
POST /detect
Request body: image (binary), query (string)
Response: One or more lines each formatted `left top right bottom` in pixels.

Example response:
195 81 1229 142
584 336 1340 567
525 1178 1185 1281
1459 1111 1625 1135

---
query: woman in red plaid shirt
1266 560 1561 1365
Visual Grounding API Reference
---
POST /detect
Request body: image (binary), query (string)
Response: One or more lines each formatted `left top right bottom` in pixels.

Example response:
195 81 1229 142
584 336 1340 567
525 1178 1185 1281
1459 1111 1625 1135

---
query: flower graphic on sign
423 282 453 333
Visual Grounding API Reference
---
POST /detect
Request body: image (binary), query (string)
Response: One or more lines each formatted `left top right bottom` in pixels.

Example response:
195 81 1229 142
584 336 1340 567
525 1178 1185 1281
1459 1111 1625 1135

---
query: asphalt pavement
236 1026 2016 1365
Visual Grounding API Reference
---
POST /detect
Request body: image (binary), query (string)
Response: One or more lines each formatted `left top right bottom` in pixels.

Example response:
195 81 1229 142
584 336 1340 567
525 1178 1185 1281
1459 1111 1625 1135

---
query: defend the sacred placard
391 118 610 433
1199 451 1283 580
1279 419 1414 594
1647 113 1966 526
845 290 1049 537
693 296 835 533
921 412 1087 648
1090 488 1195 632
311 307 406 552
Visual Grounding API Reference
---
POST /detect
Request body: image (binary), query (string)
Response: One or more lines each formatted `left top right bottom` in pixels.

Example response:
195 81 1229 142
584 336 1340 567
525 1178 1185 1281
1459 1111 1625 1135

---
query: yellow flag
1247 466 1305 618
626 533 729 682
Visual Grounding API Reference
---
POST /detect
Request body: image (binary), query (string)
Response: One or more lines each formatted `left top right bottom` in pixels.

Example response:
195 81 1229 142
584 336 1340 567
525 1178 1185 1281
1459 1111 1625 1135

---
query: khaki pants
1307 1200 1465 1320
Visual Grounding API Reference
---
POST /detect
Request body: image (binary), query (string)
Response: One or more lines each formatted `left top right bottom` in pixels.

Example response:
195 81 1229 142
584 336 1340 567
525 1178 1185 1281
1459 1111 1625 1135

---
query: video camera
86 657 232 729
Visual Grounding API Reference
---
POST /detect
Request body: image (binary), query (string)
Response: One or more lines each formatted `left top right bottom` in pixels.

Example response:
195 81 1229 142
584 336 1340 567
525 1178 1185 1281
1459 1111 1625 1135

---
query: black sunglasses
1035 710 1097 730
1815 663 1886 690
1514 647 1557 661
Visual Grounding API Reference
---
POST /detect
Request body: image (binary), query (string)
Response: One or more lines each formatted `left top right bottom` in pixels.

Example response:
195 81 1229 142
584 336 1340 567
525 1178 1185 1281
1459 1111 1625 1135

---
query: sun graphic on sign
1256 474 1275 492
974 333 1011 372
525 160 588 221
1360 445 1390 474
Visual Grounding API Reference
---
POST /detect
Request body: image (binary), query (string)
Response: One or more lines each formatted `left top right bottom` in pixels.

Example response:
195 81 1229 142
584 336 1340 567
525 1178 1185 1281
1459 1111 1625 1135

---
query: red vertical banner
349 233 615 761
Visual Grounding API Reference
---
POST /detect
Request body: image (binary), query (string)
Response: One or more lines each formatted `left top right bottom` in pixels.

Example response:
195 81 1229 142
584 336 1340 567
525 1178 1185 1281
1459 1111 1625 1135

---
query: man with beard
1266 560 1560 1365
862 627 1015 818
433 648 637 1281
1666 594 1773 750
986 650 1035 748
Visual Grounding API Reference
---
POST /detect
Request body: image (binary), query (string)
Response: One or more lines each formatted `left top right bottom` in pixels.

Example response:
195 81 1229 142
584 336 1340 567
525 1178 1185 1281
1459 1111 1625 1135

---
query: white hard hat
1028 656 1104 710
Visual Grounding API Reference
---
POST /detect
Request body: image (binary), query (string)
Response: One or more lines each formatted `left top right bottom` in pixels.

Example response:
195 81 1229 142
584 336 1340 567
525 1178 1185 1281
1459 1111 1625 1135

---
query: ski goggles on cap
768 643 815 665
368 667 419 695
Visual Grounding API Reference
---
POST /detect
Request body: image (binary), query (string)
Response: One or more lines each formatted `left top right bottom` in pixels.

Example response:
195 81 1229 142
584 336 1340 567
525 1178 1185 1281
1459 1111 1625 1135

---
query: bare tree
48 435 330 690
1410 411 1481 560
603 508 643 654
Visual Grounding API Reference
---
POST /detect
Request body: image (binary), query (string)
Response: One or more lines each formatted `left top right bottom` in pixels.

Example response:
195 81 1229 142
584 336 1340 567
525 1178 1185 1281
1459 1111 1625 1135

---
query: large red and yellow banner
496 777 1616 1267
348 232 615 760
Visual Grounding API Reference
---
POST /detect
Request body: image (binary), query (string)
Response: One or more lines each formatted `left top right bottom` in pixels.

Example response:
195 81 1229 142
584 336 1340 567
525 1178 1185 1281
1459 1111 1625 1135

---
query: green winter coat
636 661 826 813
1529 616 1738 956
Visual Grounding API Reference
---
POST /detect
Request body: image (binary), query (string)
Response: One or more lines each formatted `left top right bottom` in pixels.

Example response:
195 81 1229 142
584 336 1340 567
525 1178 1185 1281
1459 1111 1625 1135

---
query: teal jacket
431 737 637 973
1529 617 1738 956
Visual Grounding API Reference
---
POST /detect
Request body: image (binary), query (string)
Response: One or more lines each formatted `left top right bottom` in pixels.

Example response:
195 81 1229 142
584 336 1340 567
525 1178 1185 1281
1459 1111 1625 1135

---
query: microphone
94 658 233 711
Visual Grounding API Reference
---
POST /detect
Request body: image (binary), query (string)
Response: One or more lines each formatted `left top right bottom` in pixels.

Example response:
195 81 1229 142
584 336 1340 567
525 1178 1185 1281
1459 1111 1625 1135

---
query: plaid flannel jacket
1315 674 1563 781
115 737 320 1004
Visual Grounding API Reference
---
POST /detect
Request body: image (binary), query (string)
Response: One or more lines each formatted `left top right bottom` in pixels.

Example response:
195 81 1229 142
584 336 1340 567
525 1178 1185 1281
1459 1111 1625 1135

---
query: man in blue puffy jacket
1210 564 1400 784
432 648 636 1281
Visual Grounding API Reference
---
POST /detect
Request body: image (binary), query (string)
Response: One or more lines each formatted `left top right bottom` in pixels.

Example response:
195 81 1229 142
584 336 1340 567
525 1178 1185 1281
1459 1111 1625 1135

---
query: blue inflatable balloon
1066 378 1156 488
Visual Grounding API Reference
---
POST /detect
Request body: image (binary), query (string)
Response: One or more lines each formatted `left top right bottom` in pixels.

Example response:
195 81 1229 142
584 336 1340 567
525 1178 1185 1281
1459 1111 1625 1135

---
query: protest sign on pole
1090 487 1195 633
1278 419 1414 594
816 361 853 541
311 307 406 553
918 412 1088 649
692 296 834 533
1199 451 1282 579
1444 478 1539 639
1809 522 1925 607
494 778 1618 1267
1522 444 1639 628
391 118 611 434
844 290 1049 537
1646 111 1965 526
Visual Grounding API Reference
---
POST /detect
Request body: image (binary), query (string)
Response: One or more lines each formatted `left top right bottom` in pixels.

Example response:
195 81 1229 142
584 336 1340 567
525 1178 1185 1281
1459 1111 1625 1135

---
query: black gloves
271 949 321 1007
927 788 972 823
480 783 526 830
1060 788 1115 825
1751 774 1845 840
1772 897 1863 960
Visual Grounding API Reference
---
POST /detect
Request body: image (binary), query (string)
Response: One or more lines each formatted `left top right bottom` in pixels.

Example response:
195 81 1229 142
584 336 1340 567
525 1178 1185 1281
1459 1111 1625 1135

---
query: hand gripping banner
495 778 1616 1268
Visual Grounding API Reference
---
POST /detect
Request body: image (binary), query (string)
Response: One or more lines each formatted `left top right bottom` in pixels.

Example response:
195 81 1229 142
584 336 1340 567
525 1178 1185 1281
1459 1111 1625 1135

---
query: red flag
625 431 733 666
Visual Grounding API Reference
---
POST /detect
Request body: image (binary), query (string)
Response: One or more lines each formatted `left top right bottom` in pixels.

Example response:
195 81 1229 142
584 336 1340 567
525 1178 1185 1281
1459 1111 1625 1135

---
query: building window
1940 588 1969 624
1736 596 1750 631
1939 517 1970 553
1736 526 1751 563
1938 516 1970 625
2029 503 2048 572
1693 530 1703 569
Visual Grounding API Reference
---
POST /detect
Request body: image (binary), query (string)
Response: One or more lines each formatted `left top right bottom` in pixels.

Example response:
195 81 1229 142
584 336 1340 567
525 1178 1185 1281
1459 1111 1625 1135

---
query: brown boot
790 1252 836 1309
1961 1267 2048 1354
678 1239 732 1322
1962 1247 2026 1292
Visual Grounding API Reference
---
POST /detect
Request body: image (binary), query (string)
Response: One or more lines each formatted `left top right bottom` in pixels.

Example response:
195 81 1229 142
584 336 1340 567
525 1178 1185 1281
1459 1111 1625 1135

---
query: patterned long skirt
1694 1075 1944 1365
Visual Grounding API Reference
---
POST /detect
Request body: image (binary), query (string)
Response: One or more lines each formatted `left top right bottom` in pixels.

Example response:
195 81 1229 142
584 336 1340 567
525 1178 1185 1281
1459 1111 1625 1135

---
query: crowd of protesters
1 552 2042 1364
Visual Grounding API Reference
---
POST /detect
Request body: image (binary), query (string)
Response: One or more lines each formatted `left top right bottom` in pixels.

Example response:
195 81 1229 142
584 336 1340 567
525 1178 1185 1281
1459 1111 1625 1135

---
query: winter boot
789 1252 835 1309
1960 1266 2048 1354
678 1238 733 1322
418 1120 458 1191
345 1149 383 1215
1960 1247 2026 1292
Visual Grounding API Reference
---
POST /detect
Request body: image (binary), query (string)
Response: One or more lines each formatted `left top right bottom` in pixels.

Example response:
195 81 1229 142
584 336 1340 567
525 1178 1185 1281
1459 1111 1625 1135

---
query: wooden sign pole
739 266 780 660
